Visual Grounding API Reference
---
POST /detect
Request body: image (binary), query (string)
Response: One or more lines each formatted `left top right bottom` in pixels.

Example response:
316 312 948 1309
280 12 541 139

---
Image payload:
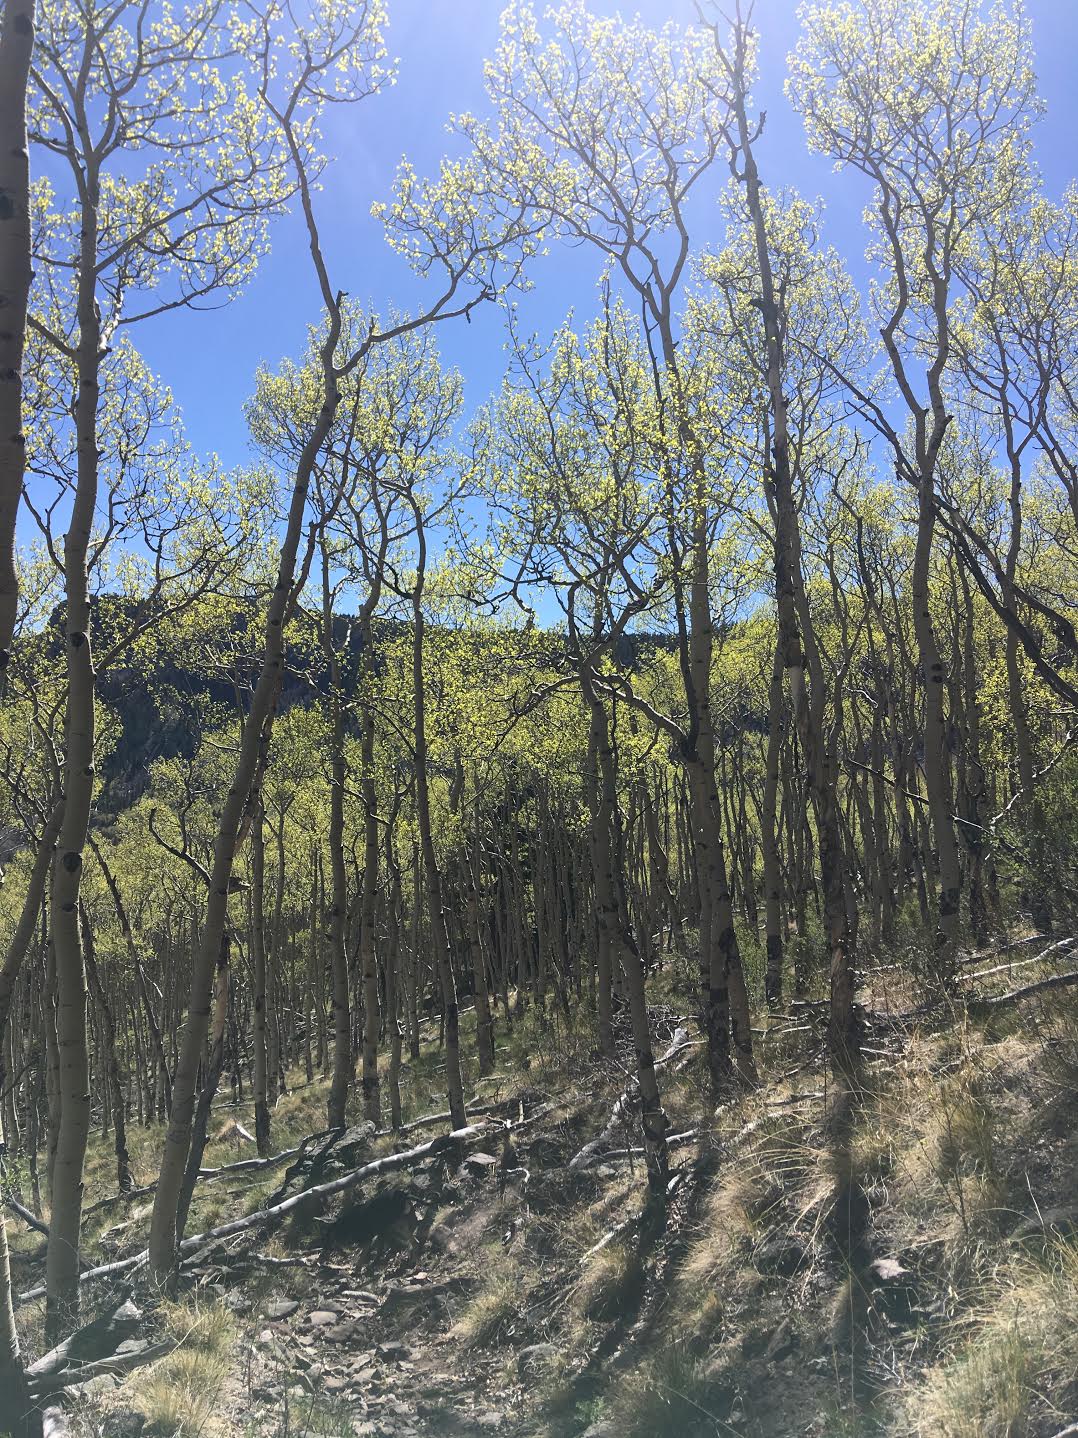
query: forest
0 0 1076 1435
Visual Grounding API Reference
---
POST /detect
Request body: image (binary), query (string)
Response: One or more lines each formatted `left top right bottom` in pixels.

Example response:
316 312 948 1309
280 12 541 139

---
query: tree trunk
0 0 36 670
762 649 785 1009
81 905 131 1194
46 152 103 1342
585 715 616 1058
465 810 495 1077
581 675 669 1192
175 933 230 1246
912 482 961 973
250 802 271 1156
358 706 382 1126
148 303 342 1282
0 1106 31 1438
410 522 466 1131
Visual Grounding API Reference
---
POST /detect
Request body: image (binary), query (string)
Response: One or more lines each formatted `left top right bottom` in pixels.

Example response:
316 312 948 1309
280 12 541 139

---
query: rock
518 1343 557 1372
474 1413 503 1429
79 1373 120 1398
325 1320 360 1342
869 1257 909 1282
378 1341 413 1361
752 1232 811 1277
765 1318 797 1364
266 1299 300 1320
97 1407 145 1438
463 1152 499 1174
308 1309 340 1328
1012 1206 1078 1242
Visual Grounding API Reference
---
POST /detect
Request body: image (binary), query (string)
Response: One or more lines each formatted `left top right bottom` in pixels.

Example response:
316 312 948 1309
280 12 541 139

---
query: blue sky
129 0 1078 474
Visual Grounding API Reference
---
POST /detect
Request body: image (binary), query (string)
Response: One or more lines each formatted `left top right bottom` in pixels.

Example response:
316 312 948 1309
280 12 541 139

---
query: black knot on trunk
62 850 82 873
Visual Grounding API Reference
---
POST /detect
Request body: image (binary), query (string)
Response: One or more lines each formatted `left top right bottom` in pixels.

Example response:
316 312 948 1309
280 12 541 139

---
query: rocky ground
10 936 1078 1438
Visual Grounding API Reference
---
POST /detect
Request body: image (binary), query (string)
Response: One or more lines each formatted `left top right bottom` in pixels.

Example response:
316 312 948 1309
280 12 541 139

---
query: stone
752 1232 810 1277
869 1257 909 1282
325 1320 360 1342
97 1407 145 1438
266 1299 300 1320
518 1343 556 1372
765 1318 797 1364
308 1309 339 1327
79 1373 120 1399
378 1341 412 1361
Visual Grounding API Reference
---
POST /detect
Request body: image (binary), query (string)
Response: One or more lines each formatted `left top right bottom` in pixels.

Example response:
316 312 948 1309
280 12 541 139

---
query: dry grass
449 1245 527 1348
909 1240 1078 1437
571 1240 642 1323
122 1297 236 1437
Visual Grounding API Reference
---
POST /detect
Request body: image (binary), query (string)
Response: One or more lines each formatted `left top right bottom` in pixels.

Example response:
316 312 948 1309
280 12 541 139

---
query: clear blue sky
131 0 1078 473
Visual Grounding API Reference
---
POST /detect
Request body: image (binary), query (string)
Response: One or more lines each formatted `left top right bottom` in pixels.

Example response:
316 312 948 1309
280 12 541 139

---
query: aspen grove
0 2 1076 1436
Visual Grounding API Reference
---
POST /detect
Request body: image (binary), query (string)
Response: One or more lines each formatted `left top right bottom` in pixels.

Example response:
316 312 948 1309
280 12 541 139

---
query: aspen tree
450 0 758 1086
148 0 536 1281
790 0 1039 974
0 0 35 672
27 0 289 1335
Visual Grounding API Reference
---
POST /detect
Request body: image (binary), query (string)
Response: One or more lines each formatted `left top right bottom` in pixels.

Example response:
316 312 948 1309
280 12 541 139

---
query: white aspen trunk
411 530 466 1131
251 802 271 1156
148 321 342 1281
358 707 382 1126
46 160 101 1338
581 674 669 1192
0 0 35 668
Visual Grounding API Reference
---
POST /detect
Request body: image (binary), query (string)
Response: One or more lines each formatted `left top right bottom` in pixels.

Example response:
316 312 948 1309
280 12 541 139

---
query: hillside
6 927 1078 1438
4 0 1078 1435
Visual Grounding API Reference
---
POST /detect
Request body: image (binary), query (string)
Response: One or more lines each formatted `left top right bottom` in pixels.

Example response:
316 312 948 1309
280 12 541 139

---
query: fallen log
196 1144 302 1180
597 1129 702 1162
962 937 1077 986
18 1123 494 1304
567 1027 695 1172
981 969 1078 1008
84 1181 158 1217
40 1405 70 1437
176 1122 494 1260
29 1340 175 1397
3 1193 48 1237
390 1099 500 1136
17 1251 149 1307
